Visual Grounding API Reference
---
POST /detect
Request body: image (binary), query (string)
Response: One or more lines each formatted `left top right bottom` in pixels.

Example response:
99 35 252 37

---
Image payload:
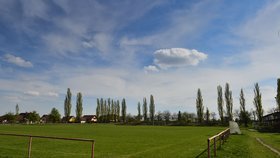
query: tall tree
96 98 100 119
100 98 104 122
149 95 155 125
206 107 210 124
49 108 61 123
116 100 120 122
225 83 233 121
64 88 72 120
113 101 117 122
239 88 249 126
15 104 19 115
254 83 263 123
137 102 141 121
111 99 114 121
107 98 111 121
104 100 107 122
121 98 127 123
276 78 280 111
196 88 204 123
143 97 148 122
76 92 83 122
217 85 224 123
178 111 182 123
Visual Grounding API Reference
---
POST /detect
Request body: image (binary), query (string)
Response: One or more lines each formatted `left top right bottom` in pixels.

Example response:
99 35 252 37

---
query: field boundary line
256 138 280 156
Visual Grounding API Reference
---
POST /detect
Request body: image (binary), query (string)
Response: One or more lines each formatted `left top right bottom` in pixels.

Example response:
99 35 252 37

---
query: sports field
0 124 279 158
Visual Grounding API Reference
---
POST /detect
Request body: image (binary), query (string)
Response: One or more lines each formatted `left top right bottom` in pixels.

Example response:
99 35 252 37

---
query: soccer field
0 124 279 158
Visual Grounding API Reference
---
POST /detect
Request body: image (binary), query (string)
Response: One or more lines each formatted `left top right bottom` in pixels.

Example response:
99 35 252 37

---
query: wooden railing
0 133 95 158
207 128 230 158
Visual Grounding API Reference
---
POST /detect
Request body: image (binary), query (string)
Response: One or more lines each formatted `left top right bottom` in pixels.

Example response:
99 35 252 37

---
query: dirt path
256 138 280 156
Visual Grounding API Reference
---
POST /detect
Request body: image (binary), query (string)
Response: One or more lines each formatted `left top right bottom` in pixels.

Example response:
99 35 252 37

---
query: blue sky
0 0 280 116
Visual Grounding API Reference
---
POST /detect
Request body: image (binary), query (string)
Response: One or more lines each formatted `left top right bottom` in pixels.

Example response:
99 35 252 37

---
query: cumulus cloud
3 54 33 68
24 91 40 96
144 65 159 73
153 48 207 69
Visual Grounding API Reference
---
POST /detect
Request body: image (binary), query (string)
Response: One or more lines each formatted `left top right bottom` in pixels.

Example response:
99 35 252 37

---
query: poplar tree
111 99 114 121
121 98 127 123
196 88 204 123
254 83 263 123
276 78 280 111
217 85 224 123
116 100 120 122
107 98 111 121
96 98 100 119
103 99 108 122
149 95 155 125
225 83 233 121
240 88 249 126
100 98 104 122
76 92 83 122
206 107 210 123
137 102 141 121
143 97 148 122
64 88 72 120
15 104 19 115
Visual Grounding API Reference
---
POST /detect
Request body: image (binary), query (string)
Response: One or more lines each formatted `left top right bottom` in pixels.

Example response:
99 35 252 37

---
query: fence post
28 136 32 158
91 141 95 158
207 139 211 158
214 137 216 157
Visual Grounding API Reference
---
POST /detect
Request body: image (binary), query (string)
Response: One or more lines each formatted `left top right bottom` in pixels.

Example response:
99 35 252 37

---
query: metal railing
207 128 230 158
0 133 95 158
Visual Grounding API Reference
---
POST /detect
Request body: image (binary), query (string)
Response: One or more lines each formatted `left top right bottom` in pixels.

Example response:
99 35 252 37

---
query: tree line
2 79 280 125
195 81 280 127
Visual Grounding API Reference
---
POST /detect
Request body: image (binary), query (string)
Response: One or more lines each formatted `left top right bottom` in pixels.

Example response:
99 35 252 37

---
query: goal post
0 133 95 158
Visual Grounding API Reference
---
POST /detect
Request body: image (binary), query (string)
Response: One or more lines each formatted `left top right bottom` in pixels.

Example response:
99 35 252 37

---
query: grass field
0 124 279 158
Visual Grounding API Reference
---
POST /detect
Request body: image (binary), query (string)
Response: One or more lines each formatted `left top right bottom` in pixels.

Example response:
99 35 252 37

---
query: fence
207 128 230 158
0 133 95 158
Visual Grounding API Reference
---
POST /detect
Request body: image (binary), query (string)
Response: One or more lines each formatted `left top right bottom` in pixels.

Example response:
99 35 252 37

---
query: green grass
215 129 280 158
0 124 224 158
0 124 279 158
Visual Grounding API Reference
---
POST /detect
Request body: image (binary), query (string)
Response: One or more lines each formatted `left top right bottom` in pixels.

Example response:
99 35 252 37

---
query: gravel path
256 138 280 156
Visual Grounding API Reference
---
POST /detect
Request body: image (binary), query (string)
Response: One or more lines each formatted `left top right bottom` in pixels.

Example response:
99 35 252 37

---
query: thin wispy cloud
3 54 33 68
0 0 279 116
24 91 40 96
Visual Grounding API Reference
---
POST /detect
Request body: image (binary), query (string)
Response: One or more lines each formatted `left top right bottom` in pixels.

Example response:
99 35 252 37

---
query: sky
0 0 280 116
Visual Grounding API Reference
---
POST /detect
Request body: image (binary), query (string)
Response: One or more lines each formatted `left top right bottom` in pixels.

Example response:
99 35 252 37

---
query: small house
40 115 50 124
61 116 76 123
82 115 98 123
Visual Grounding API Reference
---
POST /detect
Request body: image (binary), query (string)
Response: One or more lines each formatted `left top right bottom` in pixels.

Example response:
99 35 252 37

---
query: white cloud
3 54 33 68
120 1 219 49
24 91 40 96
144 65 159 73
153 48 207 69
82 33 113 53
43 34 80 54
47 92 59 97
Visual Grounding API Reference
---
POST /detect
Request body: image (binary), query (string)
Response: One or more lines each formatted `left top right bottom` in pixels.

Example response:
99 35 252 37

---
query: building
40 115 50 124
61 116 76 123
262 112 280 126
82 115 98 123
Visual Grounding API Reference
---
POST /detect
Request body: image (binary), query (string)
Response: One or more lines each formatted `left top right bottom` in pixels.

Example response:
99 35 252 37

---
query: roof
263 112 280 118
